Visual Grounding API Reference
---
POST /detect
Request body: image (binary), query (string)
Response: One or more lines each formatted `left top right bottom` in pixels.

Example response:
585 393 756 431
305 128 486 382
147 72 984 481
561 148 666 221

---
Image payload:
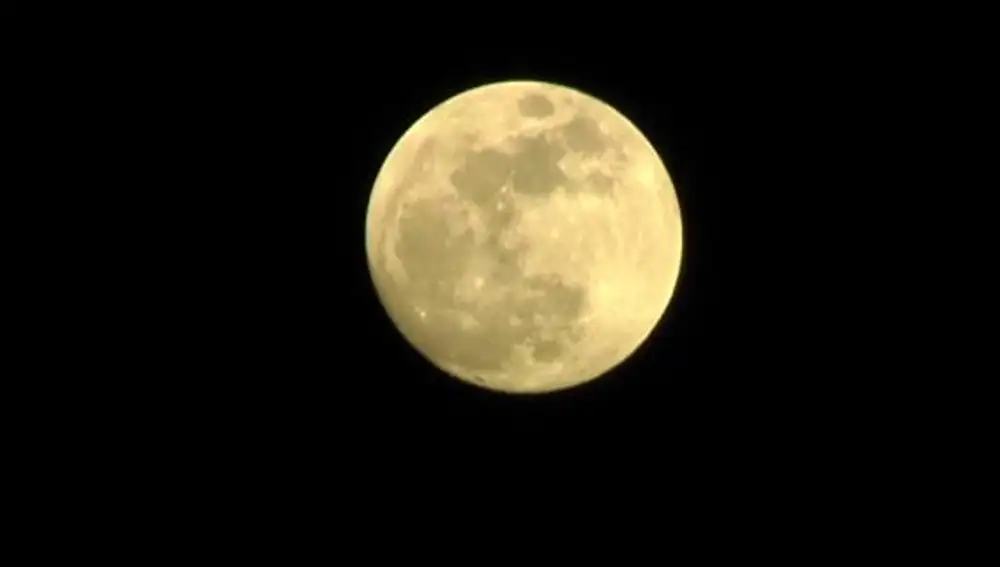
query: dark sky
60 9 920 494
162 45 814 433
188 47 836 458
19 2 961 545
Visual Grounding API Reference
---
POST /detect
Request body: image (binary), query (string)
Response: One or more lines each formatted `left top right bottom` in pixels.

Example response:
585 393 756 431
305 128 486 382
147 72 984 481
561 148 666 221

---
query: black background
19 4 976 549
192 40 836 463
142 25 841 454
17 7 977 554
40 8 919 499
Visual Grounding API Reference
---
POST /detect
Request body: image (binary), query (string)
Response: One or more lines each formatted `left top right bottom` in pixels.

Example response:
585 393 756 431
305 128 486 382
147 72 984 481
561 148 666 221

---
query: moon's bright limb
366 80 683 394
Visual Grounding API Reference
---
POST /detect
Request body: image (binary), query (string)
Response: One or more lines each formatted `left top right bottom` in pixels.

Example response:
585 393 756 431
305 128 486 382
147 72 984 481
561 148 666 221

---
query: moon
366 80 683 394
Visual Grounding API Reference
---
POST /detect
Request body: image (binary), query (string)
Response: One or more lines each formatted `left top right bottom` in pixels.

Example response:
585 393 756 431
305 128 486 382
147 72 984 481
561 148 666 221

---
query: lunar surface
366 80 683 394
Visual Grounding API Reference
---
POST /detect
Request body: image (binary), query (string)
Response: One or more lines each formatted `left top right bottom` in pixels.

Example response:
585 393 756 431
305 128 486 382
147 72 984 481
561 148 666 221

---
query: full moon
366 80 683 394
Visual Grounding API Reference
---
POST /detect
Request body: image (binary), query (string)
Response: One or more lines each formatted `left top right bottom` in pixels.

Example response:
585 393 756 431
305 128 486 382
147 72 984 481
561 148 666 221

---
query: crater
517 93 555 118
561 116 606 155
530 338 564 363
508 134 568 197
587 171 615 196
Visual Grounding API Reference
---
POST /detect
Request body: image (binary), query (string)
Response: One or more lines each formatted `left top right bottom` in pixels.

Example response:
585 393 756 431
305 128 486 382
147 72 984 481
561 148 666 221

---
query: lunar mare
366 81 683 394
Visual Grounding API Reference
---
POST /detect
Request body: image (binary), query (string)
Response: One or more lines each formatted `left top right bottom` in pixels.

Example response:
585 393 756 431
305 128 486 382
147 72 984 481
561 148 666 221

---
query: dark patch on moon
450 133 571 200
561 116 606 155
449 148 512 209
521 274 587 323
394 196 477 298
509 134 569 197
376 139 438 252
530 339 564 363
517 93 555 118
448 147 521 237
449 114 621 206
586 171 615 196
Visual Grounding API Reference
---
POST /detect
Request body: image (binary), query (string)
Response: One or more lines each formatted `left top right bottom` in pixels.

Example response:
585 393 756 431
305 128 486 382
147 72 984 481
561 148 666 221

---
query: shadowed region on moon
517 93 555 118
449 149 514 212
449 114 614 201
509 134 569 197
562 116 608 155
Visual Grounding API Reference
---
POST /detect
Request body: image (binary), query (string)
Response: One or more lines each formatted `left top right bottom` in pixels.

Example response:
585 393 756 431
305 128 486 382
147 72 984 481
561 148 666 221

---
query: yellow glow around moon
366 80 683 394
